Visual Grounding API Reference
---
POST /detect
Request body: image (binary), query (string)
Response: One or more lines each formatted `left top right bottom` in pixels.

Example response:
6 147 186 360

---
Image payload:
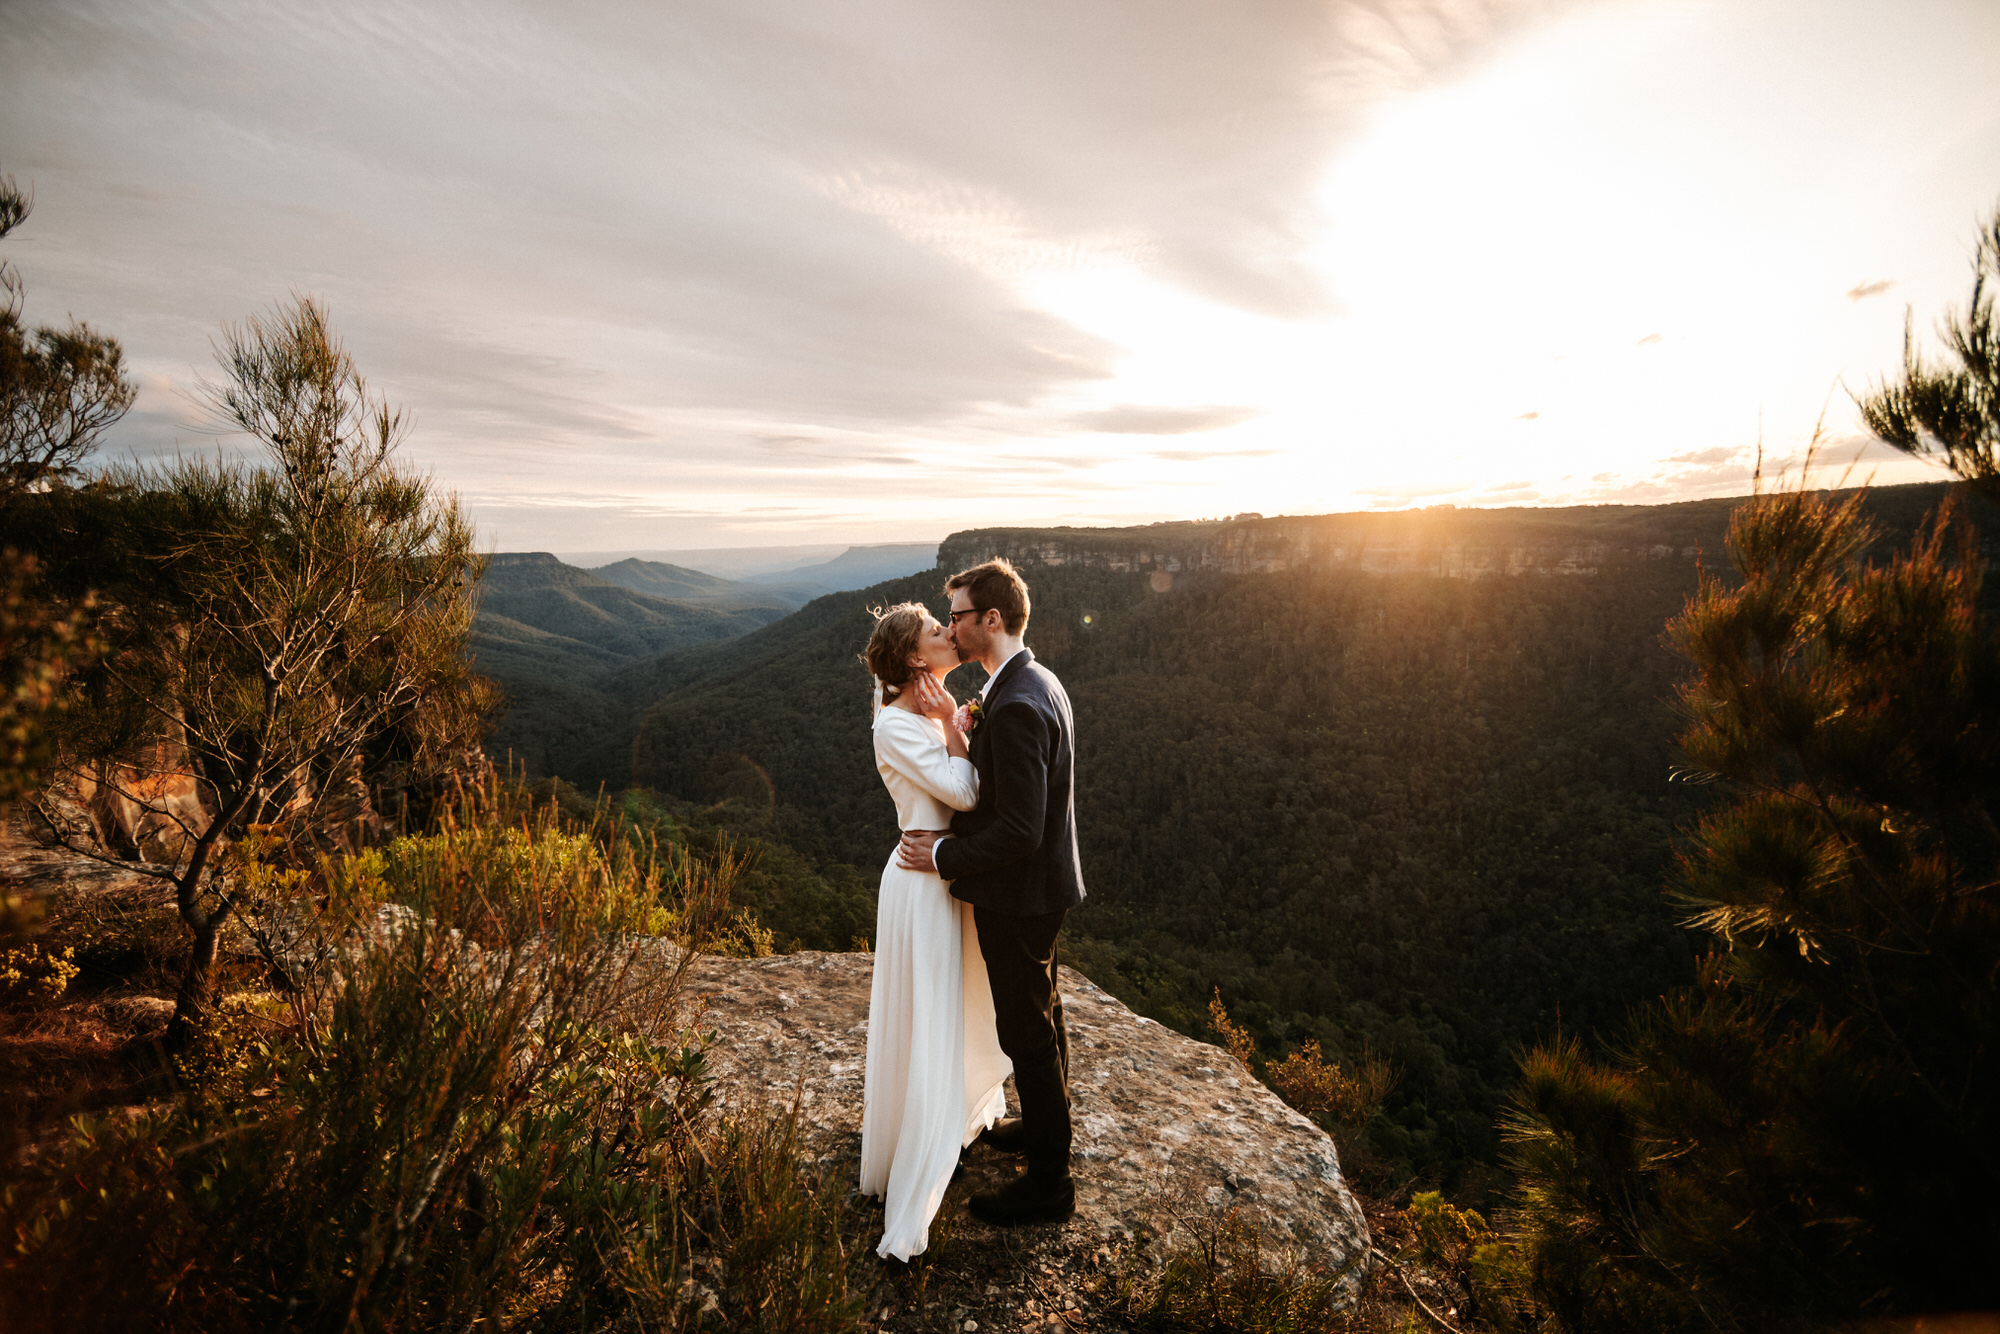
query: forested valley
493 481 1996 1181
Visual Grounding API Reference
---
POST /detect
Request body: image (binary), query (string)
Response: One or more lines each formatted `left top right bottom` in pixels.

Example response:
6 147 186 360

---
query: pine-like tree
37 298 495 1041
1493 215 2000 1333
1859 203 2000 503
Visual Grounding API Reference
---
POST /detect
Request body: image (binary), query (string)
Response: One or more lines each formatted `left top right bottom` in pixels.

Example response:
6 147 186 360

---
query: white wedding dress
859 705 1013 1261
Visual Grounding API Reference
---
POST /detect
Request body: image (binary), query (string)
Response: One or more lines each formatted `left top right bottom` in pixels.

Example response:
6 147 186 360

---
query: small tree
1858 201 2000 503
0 169 135 496
41 298 494 1039
1493 204 2000 1333
1494 484 2000 1332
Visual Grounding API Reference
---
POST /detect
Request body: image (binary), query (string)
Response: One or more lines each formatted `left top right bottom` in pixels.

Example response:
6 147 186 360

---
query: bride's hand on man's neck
901 669 960 724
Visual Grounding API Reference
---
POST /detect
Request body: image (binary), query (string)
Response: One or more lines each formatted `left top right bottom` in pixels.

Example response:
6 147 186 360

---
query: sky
2 0 1996 552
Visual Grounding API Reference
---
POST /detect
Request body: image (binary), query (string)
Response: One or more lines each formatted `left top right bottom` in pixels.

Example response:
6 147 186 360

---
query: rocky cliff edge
678 949 1371 1296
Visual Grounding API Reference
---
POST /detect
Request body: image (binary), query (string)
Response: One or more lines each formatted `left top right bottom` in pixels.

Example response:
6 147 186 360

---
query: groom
898 557 1084 1226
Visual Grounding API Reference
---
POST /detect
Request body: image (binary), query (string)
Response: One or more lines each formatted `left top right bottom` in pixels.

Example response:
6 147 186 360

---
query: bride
857 602 1012 1261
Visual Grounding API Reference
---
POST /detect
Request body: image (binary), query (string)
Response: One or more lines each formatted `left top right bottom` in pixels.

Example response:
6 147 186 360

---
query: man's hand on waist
897 828 945 874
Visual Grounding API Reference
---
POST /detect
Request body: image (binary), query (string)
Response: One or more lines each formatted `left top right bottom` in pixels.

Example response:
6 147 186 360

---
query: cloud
997 453 1115 472
1070 403 1261 435
1357 479 1473 499
1581 432 1921 509
1514 410 1540 420
1636 333 1662 345
1847 279 1895 301
0 0 1582 545
1663 446 1746 466
1149 447 1282 462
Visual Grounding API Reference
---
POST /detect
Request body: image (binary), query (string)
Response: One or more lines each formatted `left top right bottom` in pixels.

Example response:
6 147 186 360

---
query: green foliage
1 545 101 943
1266 1040 1399 1141
494 484 1991 1184
27 297 495 1037
1859 202 2000 502
597 529 1745 1179
0 169 136 496
527 777 878 954
1210 988 1399 1185
0 941 78 1000
1498 482 2000 1331
1403 1191 1509 1326
0 549 97 806
0 793 866 1333
34 870 187 995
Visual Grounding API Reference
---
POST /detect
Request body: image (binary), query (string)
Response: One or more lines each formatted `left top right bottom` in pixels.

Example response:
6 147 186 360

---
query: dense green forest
470 552 800 777
507 482 1993 1177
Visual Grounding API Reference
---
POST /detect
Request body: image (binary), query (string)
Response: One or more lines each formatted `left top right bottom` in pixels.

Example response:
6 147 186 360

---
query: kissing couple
857 557 1085 1263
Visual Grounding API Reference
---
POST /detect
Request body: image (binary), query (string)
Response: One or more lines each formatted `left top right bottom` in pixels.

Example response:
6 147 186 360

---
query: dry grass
0 868 233 1145
0 1001 135 1107
0 986 181 1146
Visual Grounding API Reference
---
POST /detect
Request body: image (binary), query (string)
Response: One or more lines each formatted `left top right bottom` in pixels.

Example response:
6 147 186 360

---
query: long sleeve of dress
875 710 981 812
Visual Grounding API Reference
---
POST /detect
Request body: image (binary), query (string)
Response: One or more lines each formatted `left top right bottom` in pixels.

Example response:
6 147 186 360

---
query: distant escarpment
936 486 1971 580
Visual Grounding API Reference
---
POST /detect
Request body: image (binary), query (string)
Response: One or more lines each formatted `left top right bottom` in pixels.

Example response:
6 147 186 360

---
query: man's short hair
945 557 1031 636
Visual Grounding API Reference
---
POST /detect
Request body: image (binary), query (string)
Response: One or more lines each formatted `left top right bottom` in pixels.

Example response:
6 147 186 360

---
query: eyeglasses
946 607 988 625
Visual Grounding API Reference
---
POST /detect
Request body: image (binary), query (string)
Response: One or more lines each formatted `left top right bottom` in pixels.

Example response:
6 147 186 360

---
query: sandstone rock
675 949 1370 1290
93 994 177 1035
38 743 214 865
1 803 178 909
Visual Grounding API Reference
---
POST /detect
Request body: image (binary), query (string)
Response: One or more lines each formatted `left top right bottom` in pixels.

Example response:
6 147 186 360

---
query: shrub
0 942 78 1001
1 793 865 1332
1496 479 2000 1331
1119 1193 1358 1334
1209 988 1398 1183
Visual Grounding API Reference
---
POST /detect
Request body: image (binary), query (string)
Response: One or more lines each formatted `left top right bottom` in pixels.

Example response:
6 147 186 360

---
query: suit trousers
972 906 1072 1175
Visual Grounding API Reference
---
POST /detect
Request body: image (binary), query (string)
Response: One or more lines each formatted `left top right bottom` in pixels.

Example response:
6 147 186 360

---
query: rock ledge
677 950 1370 1288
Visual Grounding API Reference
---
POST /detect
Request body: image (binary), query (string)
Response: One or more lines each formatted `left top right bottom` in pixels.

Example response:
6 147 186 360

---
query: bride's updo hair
861 602 929 707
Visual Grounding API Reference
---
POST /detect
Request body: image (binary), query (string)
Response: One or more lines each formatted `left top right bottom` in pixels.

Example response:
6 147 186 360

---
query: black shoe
969 1170 1075 1226
977 1117 1031 1155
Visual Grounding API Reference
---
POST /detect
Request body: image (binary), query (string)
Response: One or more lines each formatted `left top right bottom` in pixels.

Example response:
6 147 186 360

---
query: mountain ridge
588 556 817 611
742 542 941 591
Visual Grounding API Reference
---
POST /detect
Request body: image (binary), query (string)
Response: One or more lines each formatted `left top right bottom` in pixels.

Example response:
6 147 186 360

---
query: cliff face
934 498 1753 582
677 949 1370 1294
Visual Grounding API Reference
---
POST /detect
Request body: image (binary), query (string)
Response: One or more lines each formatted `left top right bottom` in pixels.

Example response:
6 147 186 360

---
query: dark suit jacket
935 648 1086 917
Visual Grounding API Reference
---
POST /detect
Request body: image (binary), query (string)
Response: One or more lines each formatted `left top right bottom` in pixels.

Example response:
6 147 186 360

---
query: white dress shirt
981 647 1026 700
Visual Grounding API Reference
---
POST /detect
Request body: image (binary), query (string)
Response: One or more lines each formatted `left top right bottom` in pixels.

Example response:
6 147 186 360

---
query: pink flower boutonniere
953 699 985 736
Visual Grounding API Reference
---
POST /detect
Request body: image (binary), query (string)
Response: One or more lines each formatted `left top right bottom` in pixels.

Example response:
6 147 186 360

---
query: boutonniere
953 699 985 736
